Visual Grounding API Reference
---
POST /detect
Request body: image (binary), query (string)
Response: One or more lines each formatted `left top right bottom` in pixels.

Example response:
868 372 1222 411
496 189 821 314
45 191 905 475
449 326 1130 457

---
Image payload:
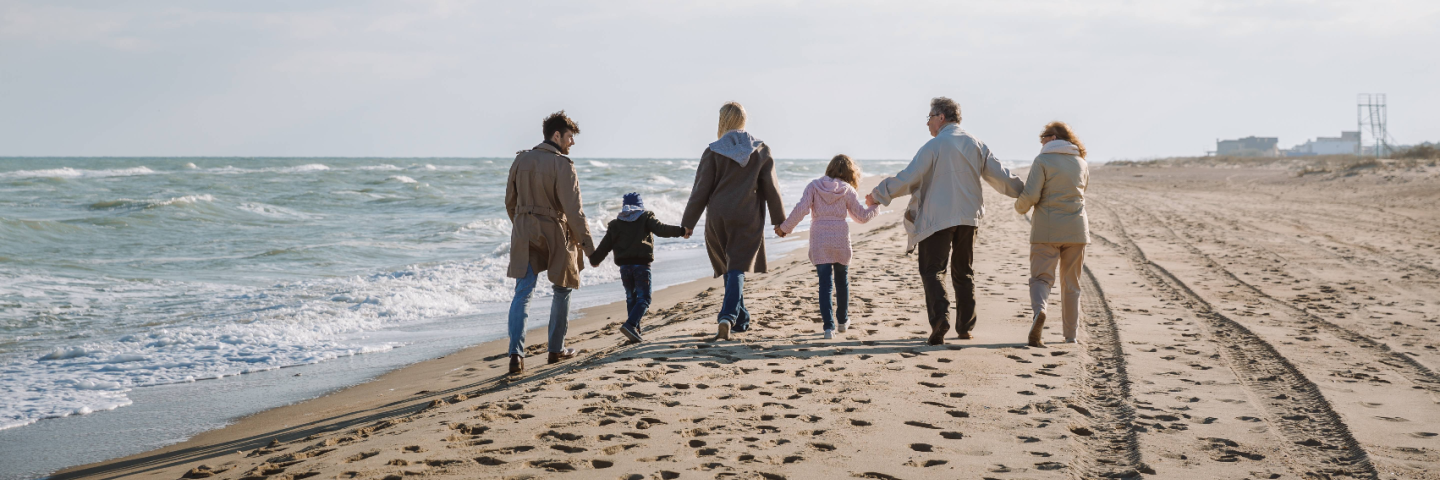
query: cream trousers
1029 243 1086 341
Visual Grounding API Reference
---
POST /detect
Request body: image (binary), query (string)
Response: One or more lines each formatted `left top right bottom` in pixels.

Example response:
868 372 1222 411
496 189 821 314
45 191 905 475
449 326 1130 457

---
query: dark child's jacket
590 211 687 266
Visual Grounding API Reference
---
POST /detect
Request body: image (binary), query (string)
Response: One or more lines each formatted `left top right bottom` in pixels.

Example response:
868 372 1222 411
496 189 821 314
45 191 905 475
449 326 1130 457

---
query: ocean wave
236 202 316 219
358 164 402 171
389 175 418 184
88 194 215 210
0 166 156 180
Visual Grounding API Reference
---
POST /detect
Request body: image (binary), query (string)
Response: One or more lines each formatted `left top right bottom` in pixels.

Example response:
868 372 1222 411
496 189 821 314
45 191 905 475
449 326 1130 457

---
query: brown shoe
956 331 973 340
508 354 523 375
1028 312 1047 348
547 348 577 364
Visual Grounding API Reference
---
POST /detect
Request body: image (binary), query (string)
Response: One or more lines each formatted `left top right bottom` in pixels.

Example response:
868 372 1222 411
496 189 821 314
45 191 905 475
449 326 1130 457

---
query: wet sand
54 162 1440 479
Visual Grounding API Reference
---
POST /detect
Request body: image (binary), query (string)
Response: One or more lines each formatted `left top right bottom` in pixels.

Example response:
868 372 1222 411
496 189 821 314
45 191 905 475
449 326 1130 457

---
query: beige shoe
1028 311 1047 348
717 320 731 341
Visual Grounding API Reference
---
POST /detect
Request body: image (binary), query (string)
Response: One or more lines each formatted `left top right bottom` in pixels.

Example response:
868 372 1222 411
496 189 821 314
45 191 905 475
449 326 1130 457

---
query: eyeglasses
927 114 941 119
1040 134 1056 139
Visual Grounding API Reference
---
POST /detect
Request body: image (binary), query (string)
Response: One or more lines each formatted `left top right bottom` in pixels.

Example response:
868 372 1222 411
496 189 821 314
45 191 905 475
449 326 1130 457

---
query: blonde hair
717 102 747 138
1041 121 1087 158
825 154 862 188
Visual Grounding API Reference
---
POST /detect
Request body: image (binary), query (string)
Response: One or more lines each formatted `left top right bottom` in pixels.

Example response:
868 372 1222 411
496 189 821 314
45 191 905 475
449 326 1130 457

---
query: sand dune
55 163 1440 479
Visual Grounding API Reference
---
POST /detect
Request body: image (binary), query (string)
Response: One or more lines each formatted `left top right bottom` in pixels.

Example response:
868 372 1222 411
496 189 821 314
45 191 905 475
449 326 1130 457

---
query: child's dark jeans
619 264 652 330
816 263 849 331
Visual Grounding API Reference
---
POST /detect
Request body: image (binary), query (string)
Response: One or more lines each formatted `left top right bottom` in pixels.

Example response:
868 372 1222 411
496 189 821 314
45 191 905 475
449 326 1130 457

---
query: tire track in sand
1022 213 1147 478
1073 264 1149 478
1092 201 1378 479
1116 200 1440 396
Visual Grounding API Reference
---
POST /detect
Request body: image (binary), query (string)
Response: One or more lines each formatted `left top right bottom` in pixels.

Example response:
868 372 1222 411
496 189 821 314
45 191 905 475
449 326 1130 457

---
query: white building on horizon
1285 131 1359 156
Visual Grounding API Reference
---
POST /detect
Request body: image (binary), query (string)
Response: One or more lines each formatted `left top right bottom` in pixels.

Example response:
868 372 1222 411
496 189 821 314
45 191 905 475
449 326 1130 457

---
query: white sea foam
389 175 418 184
589 160 611 167
88 194 215 210
358 164 402 171
0 166 156 179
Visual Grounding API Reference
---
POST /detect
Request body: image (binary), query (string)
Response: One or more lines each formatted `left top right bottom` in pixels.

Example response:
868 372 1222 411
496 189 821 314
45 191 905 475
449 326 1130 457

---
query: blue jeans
508 265 572 355
619 264 652 330
816 263 849 331
718 269 750 330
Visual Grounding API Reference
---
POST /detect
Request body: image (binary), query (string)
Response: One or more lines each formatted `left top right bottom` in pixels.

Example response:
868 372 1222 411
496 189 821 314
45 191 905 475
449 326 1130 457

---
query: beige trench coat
505 142 595 289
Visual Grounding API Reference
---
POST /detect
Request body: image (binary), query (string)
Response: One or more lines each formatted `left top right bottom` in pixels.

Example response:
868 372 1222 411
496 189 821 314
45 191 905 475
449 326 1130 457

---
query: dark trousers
619 264 652 330
917 225 977 336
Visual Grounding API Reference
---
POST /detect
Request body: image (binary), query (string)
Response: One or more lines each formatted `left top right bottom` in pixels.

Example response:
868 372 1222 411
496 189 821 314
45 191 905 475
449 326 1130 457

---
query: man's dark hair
930 97 961 123
542 110 581 140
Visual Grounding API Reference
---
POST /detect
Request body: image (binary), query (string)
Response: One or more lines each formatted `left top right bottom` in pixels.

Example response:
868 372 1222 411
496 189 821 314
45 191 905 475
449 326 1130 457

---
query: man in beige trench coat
504 111 595 375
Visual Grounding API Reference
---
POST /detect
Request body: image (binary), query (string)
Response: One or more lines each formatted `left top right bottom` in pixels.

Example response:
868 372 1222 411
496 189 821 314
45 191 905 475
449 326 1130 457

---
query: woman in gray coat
1015 121 1090 347
682 102 786 340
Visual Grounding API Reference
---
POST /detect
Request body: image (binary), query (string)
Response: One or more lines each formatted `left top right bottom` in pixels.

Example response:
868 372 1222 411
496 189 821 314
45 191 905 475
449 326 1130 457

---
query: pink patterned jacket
779 176 879 265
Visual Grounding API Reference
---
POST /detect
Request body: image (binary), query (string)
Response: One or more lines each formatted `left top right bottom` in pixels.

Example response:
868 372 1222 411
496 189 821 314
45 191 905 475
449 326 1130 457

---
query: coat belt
515 205 564 220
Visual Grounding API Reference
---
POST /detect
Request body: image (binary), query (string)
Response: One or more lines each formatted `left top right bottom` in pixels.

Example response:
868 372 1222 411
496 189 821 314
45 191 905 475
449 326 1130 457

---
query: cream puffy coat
1015 140 1089 244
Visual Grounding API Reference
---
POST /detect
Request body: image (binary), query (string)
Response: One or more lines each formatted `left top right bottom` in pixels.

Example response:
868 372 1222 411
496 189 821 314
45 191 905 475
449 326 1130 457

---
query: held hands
774 225 786 238
865 193 879 207
683 227 693 239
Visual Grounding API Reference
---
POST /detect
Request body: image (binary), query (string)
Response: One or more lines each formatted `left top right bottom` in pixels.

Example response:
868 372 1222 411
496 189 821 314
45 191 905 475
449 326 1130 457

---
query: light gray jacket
1015 140 1089 244
871 123 1025 252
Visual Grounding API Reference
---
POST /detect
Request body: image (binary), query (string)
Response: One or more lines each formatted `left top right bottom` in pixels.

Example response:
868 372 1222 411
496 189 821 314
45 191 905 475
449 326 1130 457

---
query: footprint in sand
909 443 933 452
904 421 941 429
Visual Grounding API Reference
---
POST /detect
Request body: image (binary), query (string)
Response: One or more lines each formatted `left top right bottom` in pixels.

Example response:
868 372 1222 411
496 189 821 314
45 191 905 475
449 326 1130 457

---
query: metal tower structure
1357 94 1392 157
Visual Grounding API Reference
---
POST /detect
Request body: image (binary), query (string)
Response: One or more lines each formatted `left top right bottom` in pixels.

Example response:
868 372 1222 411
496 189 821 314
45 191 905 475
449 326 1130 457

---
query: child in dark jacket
590 192 687 343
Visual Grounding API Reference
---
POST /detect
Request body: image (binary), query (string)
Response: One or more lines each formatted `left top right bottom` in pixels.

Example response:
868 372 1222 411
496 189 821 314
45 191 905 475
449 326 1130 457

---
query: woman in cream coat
1015 121 1089 347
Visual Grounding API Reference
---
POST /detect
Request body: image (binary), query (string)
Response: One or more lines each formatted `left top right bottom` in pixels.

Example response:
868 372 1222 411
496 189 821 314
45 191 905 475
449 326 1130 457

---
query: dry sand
54 163 1440 479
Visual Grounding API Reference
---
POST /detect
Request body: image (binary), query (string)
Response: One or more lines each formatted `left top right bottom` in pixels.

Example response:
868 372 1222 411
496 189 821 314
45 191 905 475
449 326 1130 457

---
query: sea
0 156 928 479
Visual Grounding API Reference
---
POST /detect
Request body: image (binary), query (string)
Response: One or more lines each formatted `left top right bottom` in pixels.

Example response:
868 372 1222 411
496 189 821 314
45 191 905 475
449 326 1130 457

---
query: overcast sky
1 0 1436 161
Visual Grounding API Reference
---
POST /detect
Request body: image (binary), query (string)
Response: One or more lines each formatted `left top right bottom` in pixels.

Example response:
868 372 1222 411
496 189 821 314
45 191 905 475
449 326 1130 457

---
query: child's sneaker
620 324 643 343
837 321 848 333
823 330 834 340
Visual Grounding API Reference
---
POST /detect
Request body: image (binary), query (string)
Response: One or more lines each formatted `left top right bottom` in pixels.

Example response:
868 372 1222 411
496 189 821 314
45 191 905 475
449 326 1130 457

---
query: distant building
1217 136 1279 157
1284 131 1359 156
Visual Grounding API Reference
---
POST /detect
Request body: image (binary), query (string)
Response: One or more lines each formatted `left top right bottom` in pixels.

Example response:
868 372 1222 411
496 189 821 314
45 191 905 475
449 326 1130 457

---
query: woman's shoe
1028 311 1047 348
717 320 731 340
823 330 834 340
837 321 849 333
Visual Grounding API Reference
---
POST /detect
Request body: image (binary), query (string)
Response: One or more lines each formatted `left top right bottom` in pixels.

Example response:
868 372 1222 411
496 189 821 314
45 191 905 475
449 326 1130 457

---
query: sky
1 0 1436 162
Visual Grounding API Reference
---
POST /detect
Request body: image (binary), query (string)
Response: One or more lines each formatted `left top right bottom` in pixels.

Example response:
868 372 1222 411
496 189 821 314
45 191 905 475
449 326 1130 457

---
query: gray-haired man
866 97 1024 345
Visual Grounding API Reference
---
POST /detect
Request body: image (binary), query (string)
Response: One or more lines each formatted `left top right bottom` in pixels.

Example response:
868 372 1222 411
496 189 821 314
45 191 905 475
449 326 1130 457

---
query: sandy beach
53 161 1440 480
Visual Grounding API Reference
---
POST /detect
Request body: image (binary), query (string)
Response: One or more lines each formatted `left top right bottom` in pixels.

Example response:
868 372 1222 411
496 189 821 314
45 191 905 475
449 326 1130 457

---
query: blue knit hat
622 192 643 209
618 192 645 221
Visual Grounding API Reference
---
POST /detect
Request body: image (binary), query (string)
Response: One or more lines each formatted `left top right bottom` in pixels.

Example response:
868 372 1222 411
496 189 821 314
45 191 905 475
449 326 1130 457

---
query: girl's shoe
717 320 731 340
1028 311 1047 348
837 321 849 333
1064 338 1079 344
823 330 834 340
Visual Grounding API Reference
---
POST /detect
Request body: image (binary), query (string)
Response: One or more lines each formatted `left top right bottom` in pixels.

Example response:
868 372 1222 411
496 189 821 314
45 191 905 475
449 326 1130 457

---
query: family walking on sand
501 98 1089 375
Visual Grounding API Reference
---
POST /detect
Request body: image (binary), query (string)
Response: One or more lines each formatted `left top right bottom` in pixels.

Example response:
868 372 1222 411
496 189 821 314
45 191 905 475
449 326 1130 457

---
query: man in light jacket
866 97 1024 345
504 110 595 374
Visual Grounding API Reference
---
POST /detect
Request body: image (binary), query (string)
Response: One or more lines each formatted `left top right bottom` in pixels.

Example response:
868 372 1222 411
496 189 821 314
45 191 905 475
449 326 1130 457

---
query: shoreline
48 184 852 480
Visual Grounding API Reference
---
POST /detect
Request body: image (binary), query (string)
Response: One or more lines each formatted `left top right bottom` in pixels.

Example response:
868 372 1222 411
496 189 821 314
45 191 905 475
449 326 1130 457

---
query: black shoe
927 329 947 346
620 324 643 343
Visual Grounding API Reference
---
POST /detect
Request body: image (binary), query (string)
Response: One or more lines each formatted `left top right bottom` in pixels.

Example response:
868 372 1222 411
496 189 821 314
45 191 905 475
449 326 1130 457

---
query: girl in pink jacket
777 155 879 338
